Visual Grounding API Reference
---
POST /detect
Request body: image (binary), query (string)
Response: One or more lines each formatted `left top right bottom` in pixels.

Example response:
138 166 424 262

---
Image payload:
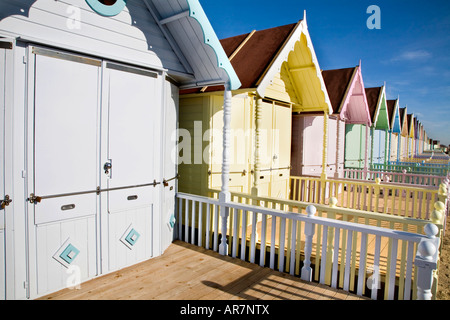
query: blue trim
59 244 80 265
169 214 176 229
85 0 127 17
125 229 140 246
186 0 241 90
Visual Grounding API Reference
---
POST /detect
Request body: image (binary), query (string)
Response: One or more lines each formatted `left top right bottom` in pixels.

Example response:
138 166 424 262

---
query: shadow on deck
38 241 367 300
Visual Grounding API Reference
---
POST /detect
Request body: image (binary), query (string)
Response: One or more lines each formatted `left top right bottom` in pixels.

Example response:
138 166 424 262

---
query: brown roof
407 114 413 133
386 100 397 129
180 23 298 94
365 87 382 121
399 107 406 120
322 67 356 114
221 23 297 89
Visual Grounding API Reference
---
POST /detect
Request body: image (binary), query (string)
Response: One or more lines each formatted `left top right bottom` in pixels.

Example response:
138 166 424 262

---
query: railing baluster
250 211 257 264
240 210 247 261
178 197 183 240
213 204 219 252
350 230 358 291
191 200 196 245
404 240 415 300
343 229 353 292
289 217 297 276
232 208 238 258
279 217 286 272
319 225 328 285
301 205 316 282
205 203 211 250
371 235 381 300
331 227 340 289
259 212 267 267
270 215 276 270
185 199 190 243
387 239 399 300
357 233 368 296
295 218 302 276
198 202 203 247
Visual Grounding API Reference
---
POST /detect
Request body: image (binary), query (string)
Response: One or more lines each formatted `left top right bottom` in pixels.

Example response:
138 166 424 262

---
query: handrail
176 192 441 300
342 168 446 188
207 188 443 236
289 175 444 221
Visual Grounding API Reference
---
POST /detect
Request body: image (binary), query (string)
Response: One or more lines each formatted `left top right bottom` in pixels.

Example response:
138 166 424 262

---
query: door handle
104 160 112 176
1 195 12 209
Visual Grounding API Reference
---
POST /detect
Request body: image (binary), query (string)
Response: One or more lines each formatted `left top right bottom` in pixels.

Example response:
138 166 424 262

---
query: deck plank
38 241 367 300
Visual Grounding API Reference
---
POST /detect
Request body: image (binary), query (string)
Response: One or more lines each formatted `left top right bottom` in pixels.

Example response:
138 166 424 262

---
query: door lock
104 160 112 175
1 195 12 209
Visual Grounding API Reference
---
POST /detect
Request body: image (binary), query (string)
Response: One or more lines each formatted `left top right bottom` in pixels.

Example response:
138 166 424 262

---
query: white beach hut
0 0 239 299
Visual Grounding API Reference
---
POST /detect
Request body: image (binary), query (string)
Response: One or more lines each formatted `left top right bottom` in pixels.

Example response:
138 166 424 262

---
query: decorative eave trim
186 0 241 90
373 85 389 129
391 99 402 134
255 12 332 114
339 64 372 126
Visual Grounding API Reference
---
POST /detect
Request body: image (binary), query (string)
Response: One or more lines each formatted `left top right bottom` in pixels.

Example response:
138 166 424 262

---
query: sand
437 223 450 300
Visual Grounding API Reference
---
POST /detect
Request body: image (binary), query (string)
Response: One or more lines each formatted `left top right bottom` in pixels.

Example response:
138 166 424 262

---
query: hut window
85 0 126 16
99 0 117 5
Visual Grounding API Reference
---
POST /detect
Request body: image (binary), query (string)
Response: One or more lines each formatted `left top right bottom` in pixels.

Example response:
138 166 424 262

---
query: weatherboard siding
0 0 186 72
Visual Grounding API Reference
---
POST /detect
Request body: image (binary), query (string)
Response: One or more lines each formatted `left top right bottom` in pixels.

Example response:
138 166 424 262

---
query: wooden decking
38 240 367 300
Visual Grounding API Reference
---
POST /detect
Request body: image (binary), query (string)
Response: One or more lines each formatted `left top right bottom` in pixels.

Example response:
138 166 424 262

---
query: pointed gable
400 107 408 136
254 14 333 114
407 114 415 138
181 15 332 115
220 23 297 89
322 65 371 125
365 86 389 129
387 99 401 133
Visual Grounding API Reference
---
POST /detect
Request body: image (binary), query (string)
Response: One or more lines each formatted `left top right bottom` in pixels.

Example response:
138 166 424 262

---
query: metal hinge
1 195 12 209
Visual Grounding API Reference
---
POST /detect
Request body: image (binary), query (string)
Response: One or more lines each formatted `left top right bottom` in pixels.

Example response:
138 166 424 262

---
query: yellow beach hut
407 114 415 158
179 13 332 199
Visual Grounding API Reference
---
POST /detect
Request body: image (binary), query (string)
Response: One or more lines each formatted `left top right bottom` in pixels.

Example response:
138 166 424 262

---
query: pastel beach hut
320 64 372 176
365 86 390 168
179 13 332 198
407 114 415 158
0 0 240 299
386 99 402 162
399 107 409 160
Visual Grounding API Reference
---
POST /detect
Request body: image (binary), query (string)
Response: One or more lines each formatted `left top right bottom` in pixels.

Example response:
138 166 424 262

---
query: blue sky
200 0 450 145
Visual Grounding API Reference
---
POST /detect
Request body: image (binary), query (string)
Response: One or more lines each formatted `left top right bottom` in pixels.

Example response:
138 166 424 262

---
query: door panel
104 63 159 271
34 53 100 225
31 49 101 297
106 64 158 213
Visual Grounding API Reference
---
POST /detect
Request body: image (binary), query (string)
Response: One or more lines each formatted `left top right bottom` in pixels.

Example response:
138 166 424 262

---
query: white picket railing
176 192 440 300
343 168 448 188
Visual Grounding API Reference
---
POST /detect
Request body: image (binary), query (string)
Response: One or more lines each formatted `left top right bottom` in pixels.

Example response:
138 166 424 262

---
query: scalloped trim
186 0 241 90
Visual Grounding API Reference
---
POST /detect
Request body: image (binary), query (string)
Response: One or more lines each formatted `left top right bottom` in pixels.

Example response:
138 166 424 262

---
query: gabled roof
407 114 415 138
365 86 389 129
220 23 297 89
386 99 401 133
400 107 408 136
322 64 371 126
180 13 333 113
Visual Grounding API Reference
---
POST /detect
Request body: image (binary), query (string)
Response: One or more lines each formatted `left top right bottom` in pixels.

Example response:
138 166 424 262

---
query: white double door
30 47 162 297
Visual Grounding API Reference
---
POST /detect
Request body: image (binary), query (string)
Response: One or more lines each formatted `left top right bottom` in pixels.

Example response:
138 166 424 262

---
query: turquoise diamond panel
59 244 80 265
125 229 140 246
